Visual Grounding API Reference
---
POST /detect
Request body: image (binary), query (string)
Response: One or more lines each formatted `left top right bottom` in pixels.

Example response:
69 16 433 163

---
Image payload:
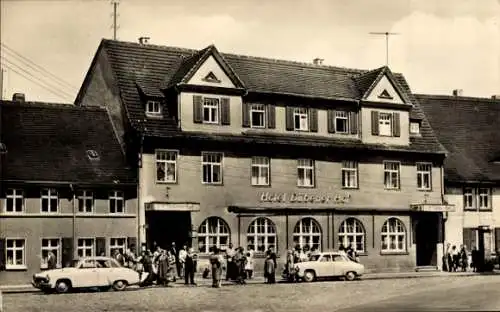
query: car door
316 254 332 277
75 259 100 288
95 259 113 287
331 255 346 276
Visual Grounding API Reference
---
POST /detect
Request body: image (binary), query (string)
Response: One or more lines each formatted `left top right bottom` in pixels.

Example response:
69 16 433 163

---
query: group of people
443 244 470 272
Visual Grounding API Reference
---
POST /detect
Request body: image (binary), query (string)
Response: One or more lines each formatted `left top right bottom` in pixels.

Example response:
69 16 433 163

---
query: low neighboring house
417 93 500 257
0 96 137 285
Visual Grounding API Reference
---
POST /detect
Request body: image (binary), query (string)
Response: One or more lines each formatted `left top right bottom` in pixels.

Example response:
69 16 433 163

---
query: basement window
87 149 100 160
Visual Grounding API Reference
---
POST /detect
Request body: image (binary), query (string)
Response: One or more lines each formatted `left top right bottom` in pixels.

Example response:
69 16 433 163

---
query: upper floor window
78 190 94 213
384 161 400 190
202 152 223 184
294 108 309 131
203 97 219 124
251 156 270 186
5 188 24 213
297 159 315 187
371 111 400 137
145 100 161 116
156 150 178 183
335 111 349 133
463 187 492 211
341 161 358 189
250 104 266 128
410 121 420 135
41 188 58 213
416 163 432 191
109 191 124 213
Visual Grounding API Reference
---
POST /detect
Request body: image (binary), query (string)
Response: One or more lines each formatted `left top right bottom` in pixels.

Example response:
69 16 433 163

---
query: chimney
452 89 463 96
491 95 500 100
138 37 150 45
313 58 324 65
12 93 25 102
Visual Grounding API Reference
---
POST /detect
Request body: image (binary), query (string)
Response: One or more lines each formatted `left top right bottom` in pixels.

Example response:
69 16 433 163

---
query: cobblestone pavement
3 275 499 312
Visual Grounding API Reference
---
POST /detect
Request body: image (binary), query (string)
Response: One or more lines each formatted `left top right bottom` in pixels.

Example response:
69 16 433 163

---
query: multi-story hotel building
418 93 500 261
75 39 451 273
0 98 137 285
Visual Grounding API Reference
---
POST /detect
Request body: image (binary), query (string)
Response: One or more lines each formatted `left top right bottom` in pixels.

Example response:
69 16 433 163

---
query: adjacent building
75 39 451 273
417 93 500 259
0 97 137 285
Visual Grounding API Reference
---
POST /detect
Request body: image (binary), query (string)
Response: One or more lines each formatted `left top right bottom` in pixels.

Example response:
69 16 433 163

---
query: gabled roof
0 100 136 185
416 94 500 183
352 66 411 105
75 39 445 155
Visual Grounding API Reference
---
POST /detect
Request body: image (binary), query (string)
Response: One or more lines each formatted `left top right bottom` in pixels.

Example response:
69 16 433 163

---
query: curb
0 272 490 294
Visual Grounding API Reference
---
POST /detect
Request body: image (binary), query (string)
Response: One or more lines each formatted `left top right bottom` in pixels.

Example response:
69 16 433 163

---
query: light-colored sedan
32 256 140 294
295 252 365 282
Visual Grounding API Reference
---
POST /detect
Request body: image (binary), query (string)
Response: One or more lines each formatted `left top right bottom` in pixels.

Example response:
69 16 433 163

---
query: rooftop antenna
369 31 400 66
111 0 120 40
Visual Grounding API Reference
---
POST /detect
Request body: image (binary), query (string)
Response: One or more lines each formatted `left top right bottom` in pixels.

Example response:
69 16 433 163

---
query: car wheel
55 279 71 294
303 270 316 283
345 271 356 281
113 280 128 291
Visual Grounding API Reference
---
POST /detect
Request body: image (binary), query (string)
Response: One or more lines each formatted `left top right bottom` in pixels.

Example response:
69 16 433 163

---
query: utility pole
369 32 400 66
111 0 120 40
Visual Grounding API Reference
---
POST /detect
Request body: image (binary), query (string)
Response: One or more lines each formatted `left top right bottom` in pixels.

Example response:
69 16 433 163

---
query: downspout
70 184 76 259
137 129 145 251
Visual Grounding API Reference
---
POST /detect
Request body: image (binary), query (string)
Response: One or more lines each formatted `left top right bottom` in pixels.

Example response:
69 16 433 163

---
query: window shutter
285 107 294 131
349 111 358 134
495 228 500 251
267 104 276 129
128 237 138 255
62 237 74 268
96 237 106 256
193 95 203 123
221 97 231 125
371 111 379 135
309 108 318 132
0 238 5 271
392 112 401 137
242 102 250 127
327 110 336 133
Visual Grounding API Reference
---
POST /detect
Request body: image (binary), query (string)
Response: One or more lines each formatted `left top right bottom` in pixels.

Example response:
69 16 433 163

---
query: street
3 275 500 312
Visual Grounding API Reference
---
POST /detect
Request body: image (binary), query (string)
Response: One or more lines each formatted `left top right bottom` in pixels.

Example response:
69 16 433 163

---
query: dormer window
87 149 99 160
410 121 421 135
203 71 221 83
146 100 162 116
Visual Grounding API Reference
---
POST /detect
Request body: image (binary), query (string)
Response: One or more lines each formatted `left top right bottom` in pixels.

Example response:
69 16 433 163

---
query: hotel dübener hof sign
259 192 351 204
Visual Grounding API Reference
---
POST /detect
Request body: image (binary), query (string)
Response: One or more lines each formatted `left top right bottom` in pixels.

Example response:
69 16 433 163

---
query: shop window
247 217 277 253
198 217 230 254
381 218 406 253
293 217 322 251
338 218 365 253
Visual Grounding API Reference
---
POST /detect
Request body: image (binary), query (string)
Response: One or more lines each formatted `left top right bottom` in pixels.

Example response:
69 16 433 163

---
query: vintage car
295 251 365 282
32 256 140 293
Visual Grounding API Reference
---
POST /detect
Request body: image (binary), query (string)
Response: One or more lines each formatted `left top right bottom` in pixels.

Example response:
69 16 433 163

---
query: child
245 251 254 279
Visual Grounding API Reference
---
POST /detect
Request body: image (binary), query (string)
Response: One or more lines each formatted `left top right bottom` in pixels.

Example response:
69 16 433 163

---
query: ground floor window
77 238 95 258
293 217 322 251
109 238 127 256
41 238 61 268
381 218 406 252
247 217 277 252
5 238 25 269
338 218 365 252
198 217 230 254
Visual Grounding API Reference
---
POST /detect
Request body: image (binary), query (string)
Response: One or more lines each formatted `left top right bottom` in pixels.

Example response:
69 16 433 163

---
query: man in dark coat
184 247 197 286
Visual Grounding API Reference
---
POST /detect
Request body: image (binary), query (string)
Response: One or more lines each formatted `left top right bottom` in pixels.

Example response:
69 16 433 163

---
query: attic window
202 71 221 83
146 100 162 116
87 149 99 160
410 121 420 135
0 143 7 154
378 89 393 100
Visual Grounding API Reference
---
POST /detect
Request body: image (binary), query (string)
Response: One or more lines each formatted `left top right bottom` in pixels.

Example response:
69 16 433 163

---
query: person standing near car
47 251 57 270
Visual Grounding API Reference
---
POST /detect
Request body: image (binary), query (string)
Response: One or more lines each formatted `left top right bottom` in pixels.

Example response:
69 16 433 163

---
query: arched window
247 217 277 252
198 217 230 254
381 217 406 252
338 218 365 252
293 217 322 251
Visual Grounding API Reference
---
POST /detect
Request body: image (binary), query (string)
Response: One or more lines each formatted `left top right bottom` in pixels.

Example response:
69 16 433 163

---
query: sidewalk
1 270 496 294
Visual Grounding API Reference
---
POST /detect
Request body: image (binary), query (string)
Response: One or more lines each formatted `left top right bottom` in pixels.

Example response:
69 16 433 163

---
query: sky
0 0 499 103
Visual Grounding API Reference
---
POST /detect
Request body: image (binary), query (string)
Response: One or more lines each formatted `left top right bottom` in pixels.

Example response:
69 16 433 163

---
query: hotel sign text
259 192 351 204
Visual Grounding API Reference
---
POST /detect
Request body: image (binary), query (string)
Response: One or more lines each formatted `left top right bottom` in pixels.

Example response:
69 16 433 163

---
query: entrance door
415 213 439 267
146 211 192 251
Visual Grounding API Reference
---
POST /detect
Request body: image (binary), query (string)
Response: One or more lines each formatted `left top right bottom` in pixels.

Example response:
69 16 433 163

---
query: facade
0 99 137 285
417 94 500 259
75 39 451 273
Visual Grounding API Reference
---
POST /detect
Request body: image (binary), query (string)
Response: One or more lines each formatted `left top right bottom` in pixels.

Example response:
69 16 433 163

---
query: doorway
146 211 192 251
415 213 439 267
